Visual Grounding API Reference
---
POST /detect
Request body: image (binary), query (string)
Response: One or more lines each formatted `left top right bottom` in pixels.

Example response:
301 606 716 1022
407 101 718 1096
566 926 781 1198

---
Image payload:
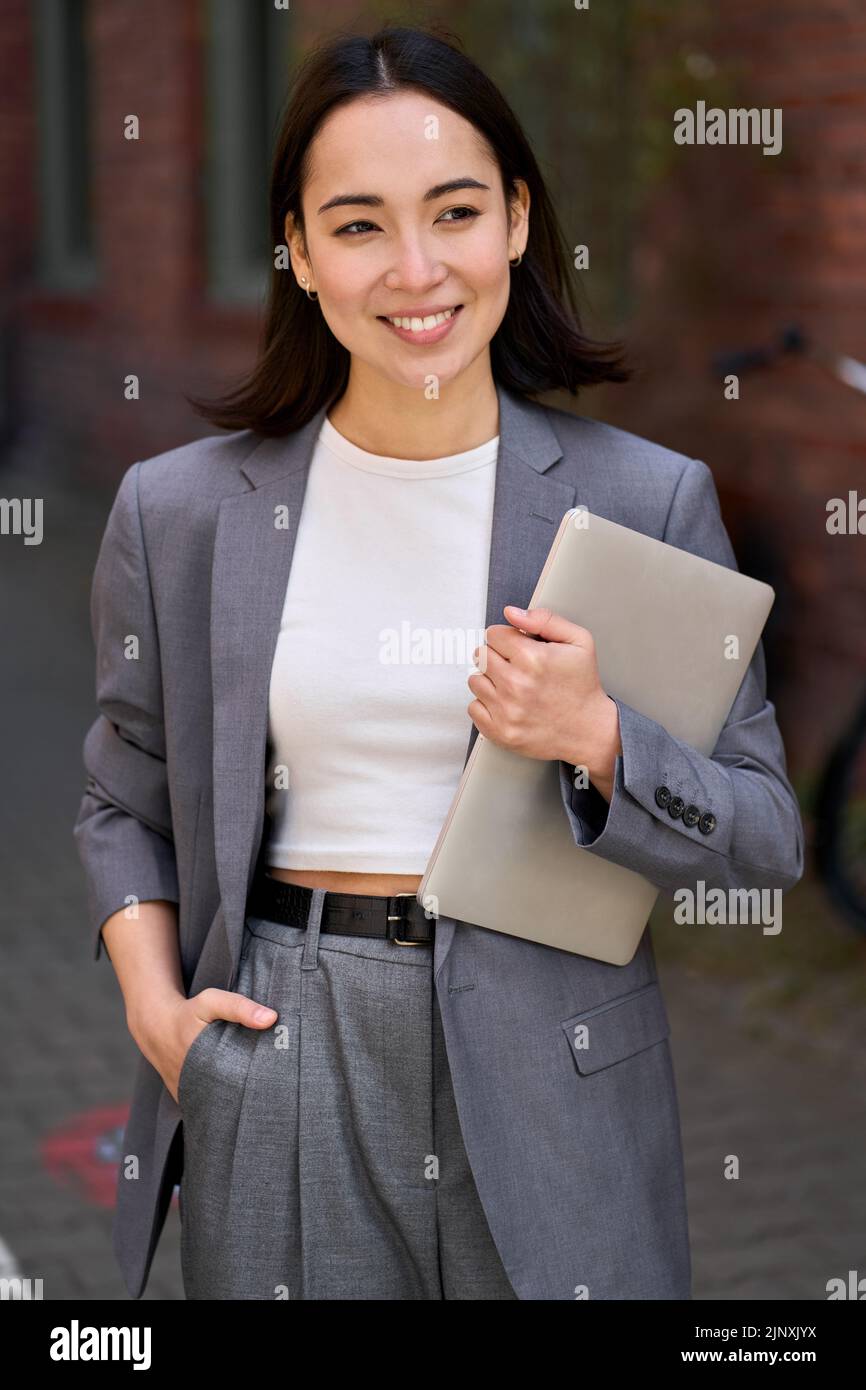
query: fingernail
254 1006 277 1023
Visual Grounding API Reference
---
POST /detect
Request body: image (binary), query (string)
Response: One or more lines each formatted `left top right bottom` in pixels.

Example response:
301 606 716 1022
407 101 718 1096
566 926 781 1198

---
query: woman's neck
328 365 500 460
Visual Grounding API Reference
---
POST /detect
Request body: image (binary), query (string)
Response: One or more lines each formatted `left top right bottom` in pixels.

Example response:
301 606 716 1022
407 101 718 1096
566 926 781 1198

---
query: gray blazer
73 381 804 1300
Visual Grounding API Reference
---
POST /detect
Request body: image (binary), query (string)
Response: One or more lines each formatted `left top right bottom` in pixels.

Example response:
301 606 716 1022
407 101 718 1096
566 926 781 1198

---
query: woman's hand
128 989 279 1105
467 604 623 802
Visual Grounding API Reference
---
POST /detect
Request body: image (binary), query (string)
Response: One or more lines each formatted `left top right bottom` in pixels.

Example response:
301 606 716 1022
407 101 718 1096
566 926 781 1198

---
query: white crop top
263 413 499 872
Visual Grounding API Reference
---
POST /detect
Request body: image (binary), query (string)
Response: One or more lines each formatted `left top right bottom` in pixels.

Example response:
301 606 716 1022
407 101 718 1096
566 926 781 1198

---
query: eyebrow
316 177 491 216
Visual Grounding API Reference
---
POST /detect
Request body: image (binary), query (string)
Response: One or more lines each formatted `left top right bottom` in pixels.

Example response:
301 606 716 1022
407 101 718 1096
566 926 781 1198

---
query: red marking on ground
40 1105 180 1209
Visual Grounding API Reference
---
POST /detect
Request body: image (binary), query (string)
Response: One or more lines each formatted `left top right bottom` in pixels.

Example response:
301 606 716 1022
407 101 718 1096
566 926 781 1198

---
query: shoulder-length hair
188 23 632 436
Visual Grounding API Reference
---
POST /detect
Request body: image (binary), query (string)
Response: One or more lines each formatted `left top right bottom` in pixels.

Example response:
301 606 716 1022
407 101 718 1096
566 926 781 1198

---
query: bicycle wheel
814 690 866 932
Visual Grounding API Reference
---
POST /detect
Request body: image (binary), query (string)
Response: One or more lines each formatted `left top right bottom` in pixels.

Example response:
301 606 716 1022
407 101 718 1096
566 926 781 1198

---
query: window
204 0 295 304
33 0 97 291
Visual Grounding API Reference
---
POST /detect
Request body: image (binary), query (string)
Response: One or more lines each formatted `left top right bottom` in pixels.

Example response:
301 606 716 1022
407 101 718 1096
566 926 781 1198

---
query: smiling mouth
377 304 463 333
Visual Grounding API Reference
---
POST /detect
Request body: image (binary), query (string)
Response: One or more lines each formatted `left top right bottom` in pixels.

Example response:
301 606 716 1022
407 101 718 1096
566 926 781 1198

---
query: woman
74 25 804 1301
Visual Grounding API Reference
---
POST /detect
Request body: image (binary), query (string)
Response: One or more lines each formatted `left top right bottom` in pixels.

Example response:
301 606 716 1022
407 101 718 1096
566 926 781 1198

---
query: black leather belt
247 872 436 946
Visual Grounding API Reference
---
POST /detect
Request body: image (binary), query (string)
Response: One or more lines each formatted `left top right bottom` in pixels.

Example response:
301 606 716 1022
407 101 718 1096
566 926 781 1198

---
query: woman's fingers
194 986 278 1029
170 990 279 1103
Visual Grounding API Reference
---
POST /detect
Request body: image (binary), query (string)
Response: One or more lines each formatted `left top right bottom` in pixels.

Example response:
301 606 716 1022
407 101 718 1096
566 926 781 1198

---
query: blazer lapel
209 383 575 977
462 386 575 766
210 405 329 968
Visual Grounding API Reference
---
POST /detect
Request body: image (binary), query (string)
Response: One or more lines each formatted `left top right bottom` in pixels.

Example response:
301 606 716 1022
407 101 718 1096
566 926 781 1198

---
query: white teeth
386 307 458 331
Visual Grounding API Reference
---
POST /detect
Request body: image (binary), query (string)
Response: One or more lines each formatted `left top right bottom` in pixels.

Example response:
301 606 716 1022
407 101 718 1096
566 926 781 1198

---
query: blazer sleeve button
698 811 717 834
667 796 685 819
655 785 671 808
683 803 701 827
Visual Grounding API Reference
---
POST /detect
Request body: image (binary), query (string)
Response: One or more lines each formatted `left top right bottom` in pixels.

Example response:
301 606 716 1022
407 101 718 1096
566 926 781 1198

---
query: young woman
74 25 804 1301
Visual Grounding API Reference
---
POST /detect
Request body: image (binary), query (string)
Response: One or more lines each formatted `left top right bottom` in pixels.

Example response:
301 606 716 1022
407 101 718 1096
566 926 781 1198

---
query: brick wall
593 0 866 774
4 0 862 775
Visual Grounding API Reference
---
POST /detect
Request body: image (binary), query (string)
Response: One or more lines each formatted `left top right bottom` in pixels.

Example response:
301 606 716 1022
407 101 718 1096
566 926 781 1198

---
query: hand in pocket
137 988 279 1104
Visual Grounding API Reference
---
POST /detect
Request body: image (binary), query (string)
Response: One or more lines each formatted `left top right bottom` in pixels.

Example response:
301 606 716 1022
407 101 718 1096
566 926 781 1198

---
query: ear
284 212 309 278
508 177 531 255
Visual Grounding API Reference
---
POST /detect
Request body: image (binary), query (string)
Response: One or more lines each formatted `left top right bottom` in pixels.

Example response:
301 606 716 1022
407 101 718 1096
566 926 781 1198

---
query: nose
384 234 448 293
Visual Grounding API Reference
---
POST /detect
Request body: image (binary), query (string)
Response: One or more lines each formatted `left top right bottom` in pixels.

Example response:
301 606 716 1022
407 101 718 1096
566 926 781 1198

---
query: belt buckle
387 893 426 946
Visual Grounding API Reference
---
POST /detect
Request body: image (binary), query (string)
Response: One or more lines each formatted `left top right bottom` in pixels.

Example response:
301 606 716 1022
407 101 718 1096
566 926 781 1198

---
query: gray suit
73 382 804 1300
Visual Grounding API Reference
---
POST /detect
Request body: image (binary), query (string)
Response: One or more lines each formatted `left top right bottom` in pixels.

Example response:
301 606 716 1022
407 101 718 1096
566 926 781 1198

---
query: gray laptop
416 507 775 965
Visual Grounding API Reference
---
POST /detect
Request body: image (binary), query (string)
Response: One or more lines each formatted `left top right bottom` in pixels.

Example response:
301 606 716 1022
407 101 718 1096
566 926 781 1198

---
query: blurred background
1 0 864 1299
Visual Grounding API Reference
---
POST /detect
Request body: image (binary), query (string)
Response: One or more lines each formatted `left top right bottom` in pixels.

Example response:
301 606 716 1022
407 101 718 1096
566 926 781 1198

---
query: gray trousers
178 887 518 1300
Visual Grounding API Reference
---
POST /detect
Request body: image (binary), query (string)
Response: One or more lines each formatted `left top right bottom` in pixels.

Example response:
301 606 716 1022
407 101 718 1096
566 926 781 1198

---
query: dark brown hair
187 23 632 436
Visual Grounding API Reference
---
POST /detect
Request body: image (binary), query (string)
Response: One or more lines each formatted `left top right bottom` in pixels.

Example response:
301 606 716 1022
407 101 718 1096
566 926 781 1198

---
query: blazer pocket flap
561 981 670 1075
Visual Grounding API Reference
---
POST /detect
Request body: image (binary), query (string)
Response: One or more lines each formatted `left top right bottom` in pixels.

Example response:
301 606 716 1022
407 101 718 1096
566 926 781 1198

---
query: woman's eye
334 207 480 237
335 220 378 237
437 206 480 224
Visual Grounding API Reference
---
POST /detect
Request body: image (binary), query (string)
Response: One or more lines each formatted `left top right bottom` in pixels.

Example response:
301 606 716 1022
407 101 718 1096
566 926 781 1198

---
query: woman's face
288 91 529 392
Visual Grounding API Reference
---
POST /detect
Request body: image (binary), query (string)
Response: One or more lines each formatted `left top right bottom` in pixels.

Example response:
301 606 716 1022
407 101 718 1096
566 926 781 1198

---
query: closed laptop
417 507 775 964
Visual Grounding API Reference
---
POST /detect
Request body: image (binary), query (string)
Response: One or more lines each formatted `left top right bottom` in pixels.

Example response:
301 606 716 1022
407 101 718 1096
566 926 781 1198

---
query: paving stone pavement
1 463 863 1301
664 961 866 1301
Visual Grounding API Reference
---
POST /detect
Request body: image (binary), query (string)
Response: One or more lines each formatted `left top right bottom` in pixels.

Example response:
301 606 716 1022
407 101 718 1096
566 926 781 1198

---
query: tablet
417 507 775 964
